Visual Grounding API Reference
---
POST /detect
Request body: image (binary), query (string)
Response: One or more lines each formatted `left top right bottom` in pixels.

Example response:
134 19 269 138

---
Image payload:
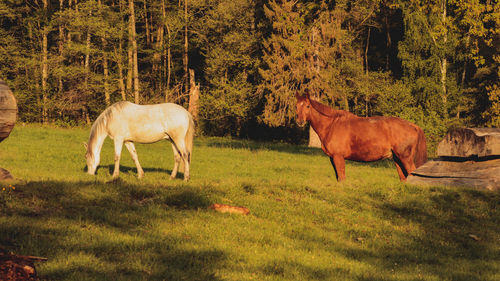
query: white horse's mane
87 101 129 159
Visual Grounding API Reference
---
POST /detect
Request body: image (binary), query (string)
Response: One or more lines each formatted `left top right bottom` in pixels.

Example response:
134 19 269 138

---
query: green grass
1 125 499 281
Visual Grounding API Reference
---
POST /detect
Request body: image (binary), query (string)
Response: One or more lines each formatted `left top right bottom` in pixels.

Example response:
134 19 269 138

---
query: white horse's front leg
125 142 144 178
170 144 181 180
113 138 124 178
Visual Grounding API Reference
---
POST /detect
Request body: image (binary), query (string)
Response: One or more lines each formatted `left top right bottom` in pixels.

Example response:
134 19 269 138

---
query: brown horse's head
295 91 311 127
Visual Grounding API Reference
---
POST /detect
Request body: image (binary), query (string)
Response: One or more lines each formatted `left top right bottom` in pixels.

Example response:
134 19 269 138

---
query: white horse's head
84 142 99 175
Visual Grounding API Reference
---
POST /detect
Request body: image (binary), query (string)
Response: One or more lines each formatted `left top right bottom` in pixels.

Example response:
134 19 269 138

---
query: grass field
1 125 499 281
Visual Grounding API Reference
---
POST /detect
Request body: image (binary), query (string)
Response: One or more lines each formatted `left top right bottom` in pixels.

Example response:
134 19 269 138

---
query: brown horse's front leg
330 155 346 182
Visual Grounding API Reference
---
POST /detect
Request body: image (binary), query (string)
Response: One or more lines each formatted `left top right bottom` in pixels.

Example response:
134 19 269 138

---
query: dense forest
0 0 498 145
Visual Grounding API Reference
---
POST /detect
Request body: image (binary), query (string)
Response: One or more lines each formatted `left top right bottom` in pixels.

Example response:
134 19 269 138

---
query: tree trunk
103 47 110 106
188 69 199 121
58 0 65 96
117 0 126 101
343 94 349 111
84 32 91 90
461 35 469 87
99 0 110 106
129 0 140 104
84 30 91 125
116 43 127 101
144 0 151 46
154 2 165 95
41 0 49 124
127 7 133 98
28 22 40 117
365 27 370 75
440 0 448 117
308 126 322 148
165 23 172 102
183 0 189 96
154 27 163 93
385 14 392 71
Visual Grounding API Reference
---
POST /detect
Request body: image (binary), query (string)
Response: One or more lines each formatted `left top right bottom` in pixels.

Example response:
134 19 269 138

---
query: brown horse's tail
414 128 428 168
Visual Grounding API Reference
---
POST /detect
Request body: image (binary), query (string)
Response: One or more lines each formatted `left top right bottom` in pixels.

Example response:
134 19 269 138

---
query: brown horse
295 92 427 182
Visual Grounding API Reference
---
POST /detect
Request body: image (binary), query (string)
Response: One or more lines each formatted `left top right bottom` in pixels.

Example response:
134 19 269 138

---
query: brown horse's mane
308 98 356 120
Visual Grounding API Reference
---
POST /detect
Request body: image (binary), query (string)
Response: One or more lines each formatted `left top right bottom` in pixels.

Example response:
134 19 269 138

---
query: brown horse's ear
295 91 301 99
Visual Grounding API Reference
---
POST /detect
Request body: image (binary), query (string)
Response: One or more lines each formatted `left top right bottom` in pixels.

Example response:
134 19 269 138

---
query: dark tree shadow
200 138 325 156
0 180 222 280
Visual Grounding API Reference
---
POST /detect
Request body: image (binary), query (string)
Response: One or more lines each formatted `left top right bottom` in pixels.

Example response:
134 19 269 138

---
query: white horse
85 101 195 181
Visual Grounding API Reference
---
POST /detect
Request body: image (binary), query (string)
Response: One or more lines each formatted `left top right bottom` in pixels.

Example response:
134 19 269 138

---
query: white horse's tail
185 114 195 164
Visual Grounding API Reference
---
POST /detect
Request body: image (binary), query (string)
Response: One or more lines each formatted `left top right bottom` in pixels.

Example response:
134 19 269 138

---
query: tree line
0 0 498 146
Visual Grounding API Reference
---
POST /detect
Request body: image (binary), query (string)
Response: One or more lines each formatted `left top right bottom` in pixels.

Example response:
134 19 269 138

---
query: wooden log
0 250 47 281
0 80 17 143
407 159 500 190
437 128 500 158
209 203 250 215
0 168 13 180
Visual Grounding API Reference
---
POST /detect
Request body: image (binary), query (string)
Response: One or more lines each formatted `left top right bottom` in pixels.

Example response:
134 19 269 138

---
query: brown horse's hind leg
329 157 338 180
330 155 346 182
392 150 416 181
393 157 407 181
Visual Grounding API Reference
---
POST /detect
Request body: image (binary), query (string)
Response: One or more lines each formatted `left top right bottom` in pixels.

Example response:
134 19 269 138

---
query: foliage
194 0 261 136
0 0 498 140
258 0 309 127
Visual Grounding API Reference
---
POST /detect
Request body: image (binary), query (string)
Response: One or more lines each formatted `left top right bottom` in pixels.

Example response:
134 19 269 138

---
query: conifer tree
193 0 261 135
258 0 308 127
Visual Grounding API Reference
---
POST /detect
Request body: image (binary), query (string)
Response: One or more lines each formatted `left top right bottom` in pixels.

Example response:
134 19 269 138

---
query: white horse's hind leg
182 153 190 181
176 141 190 182
170 137 190 181
170 144 181 179
125 142 144 178
113 138 124 178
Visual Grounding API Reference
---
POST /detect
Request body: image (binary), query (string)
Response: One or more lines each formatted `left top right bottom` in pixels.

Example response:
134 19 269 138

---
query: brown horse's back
338 117 394 161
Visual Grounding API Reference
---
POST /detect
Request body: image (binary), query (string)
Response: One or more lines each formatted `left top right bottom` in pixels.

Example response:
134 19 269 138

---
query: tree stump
0 79 17 180
308 126 322 148
408 128 500 190
0 80 17 143
437 128 500 158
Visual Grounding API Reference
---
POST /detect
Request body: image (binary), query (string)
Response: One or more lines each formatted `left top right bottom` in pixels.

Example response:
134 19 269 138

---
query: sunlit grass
1 125 499 280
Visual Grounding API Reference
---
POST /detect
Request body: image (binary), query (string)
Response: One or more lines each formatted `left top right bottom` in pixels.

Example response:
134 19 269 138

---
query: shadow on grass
0 180 221 281
358 188 498 280
275 185 500 281
199 137 325 156
85 164 186 180
201 138 403 172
